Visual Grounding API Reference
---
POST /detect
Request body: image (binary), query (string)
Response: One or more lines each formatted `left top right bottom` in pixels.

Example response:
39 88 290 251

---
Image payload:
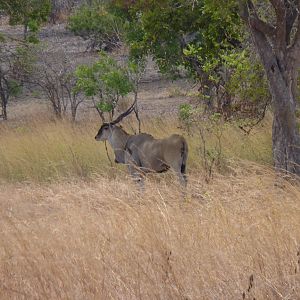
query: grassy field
0 116 272 183
0 116 299 299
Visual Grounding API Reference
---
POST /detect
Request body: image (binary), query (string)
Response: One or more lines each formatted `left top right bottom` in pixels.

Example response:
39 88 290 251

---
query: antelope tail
180 140 188 174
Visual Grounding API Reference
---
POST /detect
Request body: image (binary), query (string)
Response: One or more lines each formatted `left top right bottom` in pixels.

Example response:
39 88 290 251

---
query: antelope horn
110 98 137 125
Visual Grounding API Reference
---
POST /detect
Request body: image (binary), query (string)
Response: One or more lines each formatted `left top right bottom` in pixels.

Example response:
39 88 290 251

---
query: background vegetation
0 0 299 299
0 116 272 183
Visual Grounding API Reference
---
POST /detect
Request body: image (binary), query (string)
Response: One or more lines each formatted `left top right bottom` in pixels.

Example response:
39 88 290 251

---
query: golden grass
0 116 272 183
0 116 299 299
0 166 299 299
0 119 108 182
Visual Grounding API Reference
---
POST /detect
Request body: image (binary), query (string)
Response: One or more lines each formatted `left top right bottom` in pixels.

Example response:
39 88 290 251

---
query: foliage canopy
109 0 270 120
75 52 134 119
0 0 51 41
68 1 125 51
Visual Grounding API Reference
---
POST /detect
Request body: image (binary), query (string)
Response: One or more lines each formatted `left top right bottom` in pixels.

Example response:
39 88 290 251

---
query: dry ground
8 77 192 122
0 166 299 299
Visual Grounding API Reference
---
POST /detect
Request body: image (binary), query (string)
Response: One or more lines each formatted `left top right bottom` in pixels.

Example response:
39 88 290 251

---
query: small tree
75 52 134 121
221 49 271 125
0 43 22 120
68 1 124 51
0 0 51 41
17 46 84 120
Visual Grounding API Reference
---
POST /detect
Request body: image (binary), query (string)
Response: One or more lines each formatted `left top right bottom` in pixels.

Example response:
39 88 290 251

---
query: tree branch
270 0 287 51
285 0 299 45
241 0 276 39
288 1 300 65
239 0 277 71
270 0 285 13
239 0 249 21
249 16 276 38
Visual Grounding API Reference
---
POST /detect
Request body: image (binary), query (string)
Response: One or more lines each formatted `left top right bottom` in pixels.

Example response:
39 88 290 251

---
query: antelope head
95 99 136 141
95 123 114 141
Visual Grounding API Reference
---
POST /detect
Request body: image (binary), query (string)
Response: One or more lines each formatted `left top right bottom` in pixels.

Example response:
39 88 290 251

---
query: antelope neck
108 126 130 151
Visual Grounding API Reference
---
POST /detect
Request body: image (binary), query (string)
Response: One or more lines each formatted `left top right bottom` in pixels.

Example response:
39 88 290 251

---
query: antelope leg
125 151 144 190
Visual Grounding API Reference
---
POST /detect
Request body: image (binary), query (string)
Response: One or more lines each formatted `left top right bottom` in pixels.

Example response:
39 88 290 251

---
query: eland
95 101 188 188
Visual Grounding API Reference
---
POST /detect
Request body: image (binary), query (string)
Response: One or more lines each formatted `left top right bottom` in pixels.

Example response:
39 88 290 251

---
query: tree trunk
51 98 62 118
237 0 300 175
263 53 300 174
133 90 141 133
0 80 8 120
271 81 300 174
23 19 28 40
1 99 7 120
3 95 7 120
244 14 300 175
71 103 77 122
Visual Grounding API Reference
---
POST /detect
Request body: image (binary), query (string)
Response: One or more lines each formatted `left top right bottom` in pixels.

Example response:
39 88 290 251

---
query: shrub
74 52 134 121
68 2 124 51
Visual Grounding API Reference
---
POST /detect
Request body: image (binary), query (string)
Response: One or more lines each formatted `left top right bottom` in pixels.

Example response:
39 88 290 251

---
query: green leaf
74 53 134 114
0 33 6 43
96 101 114 112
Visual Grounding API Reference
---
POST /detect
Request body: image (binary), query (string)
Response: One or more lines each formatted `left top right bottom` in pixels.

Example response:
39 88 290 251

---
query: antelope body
95 101 188 187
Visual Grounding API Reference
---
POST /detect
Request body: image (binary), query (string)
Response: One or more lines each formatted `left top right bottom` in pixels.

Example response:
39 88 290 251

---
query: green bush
179 103 193 122
1 0 51 41
74 52 133 120
68 3 124 51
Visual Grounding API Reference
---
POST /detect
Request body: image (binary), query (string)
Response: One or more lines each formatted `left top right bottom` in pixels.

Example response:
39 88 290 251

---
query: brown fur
95 125 188 186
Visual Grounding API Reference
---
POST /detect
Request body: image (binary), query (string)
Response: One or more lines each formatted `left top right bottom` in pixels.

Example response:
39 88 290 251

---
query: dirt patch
9 78 192 122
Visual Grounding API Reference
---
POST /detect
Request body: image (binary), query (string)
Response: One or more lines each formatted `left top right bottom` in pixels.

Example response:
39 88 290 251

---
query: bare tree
19 47 84 120
0 45 22 120
240 0 300 175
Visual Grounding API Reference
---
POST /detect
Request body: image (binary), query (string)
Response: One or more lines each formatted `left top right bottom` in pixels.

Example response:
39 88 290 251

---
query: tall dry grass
0 166 299 299
1 116 298 299
0 116 272 183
